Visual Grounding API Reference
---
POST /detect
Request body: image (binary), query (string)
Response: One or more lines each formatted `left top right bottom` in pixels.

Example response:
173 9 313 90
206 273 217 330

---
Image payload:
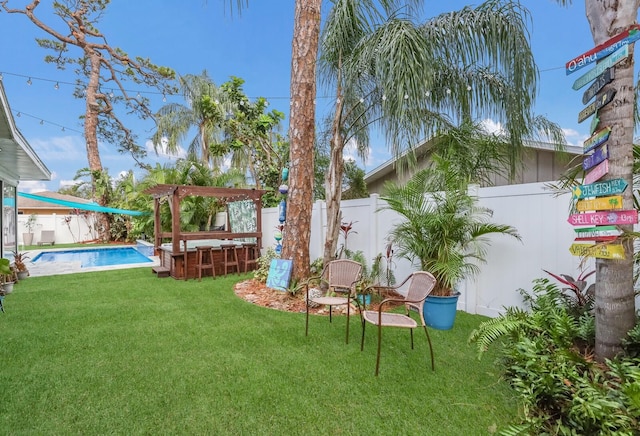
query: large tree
317 0 565 265
552 0 639 360
2 0 176 240
282 0 322 280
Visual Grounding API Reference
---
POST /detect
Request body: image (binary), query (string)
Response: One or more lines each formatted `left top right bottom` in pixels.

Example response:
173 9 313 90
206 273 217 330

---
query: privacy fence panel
264 181 592 317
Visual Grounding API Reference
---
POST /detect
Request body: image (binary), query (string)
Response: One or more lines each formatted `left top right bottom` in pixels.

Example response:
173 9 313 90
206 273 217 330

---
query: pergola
144 184 267 279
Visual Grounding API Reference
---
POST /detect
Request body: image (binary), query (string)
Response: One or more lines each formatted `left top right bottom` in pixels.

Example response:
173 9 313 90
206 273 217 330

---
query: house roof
17 191 92 210
364 137 583 187
0 81 51 185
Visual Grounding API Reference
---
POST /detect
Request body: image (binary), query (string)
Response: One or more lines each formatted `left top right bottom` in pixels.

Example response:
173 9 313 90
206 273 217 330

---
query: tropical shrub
469 278 640 434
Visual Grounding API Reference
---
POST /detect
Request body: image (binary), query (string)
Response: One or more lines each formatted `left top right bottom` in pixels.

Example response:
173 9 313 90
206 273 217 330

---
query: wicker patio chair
360 271 437 376
304 259 363 344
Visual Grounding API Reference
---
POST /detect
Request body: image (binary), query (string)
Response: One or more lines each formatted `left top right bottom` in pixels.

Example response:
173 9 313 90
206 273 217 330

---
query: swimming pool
32 247 153 268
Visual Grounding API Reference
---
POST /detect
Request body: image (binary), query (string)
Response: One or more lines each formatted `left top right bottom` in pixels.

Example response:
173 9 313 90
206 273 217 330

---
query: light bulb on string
109 91 115 98
162 94 167 102
54 82 59 90
425 91 431 97
446 88 451 94
404 94 409 100
27 77 32 85
16 112 21 117
39 120 44 125
61 127 65 132
136 92 141 99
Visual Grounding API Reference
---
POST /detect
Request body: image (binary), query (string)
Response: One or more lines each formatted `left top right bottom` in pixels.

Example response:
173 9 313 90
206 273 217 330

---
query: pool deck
23 246 160 277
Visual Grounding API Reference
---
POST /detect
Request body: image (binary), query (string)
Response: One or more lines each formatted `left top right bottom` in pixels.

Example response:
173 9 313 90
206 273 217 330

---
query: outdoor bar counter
156 231 262 280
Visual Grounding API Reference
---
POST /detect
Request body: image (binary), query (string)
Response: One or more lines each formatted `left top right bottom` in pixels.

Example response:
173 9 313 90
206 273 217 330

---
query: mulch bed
233 279 404 315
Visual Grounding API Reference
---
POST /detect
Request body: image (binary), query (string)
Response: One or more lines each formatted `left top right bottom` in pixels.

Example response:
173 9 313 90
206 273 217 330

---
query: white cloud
480 119 505 135
145 138 186 159
562 127 588 147
17 180 48 193
58 179 81 189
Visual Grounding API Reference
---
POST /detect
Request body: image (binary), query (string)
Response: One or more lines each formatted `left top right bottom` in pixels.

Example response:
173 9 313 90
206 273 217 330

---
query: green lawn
0 269 517 435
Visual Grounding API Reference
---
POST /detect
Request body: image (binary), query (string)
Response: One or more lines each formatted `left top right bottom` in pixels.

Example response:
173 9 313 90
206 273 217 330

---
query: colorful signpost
567 209 638 226
574 226 621 241
569 243 625 259
583 126 611 153
572 178 627 199
572 44 629 90
582 68 614 104
584 159 609 185
582 144 609 171
578 89 616 122
566 24 640 75
576 195 622 212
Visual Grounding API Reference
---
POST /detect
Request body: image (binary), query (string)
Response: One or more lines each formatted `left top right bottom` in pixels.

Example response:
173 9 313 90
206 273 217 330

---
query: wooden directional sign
572 178 627 199
576 195 622 212
568 209 638 226
572 44 629 90
574 226 621 241
566 25 640 75
569 243 625 259
578 89 616 123
582 68 614 104
584 159 609 184
583 126 611 153
583 144 609 171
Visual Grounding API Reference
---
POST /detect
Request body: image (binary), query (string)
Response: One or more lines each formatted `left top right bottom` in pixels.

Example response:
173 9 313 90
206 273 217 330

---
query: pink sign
584 159 608 184
567 209 638 226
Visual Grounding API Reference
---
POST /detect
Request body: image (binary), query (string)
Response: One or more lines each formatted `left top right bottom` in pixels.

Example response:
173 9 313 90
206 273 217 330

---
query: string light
54 82 59 90
16 112 21 117
26 77 32 85
162 94 166 102
39 120 44 125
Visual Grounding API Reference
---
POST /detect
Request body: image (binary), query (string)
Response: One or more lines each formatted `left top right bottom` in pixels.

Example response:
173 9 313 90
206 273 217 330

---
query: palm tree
152 71 234 169
550 0 639 360
380 166 521 296
317 0 565 265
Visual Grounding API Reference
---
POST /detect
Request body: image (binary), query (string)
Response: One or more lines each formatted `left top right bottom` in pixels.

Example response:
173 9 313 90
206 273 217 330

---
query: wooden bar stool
220 243 240 276
195 246 215 281
241 243 259 273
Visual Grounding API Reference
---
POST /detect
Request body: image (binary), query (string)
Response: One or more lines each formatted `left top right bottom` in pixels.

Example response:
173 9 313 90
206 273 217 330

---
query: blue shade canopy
18 191 148 216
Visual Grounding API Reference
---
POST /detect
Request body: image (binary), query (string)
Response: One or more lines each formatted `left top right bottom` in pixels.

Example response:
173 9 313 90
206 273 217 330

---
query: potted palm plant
11 250 30 280
380 166 521 329
0 258 16 294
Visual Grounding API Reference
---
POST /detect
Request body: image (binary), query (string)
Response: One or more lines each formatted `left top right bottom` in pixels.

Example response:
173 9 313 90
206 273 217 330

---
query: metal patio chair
304 259 363 344
360 271 437 376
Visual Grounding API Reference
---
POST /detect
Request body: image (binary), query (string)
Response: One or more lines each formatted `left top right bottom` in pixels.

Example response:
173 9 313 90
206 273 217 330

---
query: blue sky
0 0 627 193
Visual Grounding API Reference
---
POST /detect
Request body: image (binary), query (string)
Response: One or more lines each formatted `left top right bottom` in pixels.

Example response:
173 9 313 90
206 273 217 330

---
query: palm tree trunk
586 0 639 360
283 0 322 280
323 74 346 265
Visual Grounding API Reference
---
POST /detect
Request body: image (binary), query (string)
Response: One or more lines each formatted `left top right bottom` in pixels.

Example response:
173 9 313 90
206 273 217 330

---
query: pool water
32 247 153 268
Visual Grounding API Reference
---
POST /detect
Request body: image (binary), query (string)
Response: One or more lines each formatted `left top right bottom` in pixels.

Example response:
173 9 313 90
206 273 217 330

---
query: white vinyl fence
17 213 97 246
25 181 631 318
263 181 598 318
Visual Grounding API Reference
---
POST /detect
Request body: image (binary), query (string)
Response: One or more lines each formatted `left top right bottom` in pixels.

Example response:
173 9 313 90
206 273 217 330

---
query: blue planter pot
423 292 460 330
